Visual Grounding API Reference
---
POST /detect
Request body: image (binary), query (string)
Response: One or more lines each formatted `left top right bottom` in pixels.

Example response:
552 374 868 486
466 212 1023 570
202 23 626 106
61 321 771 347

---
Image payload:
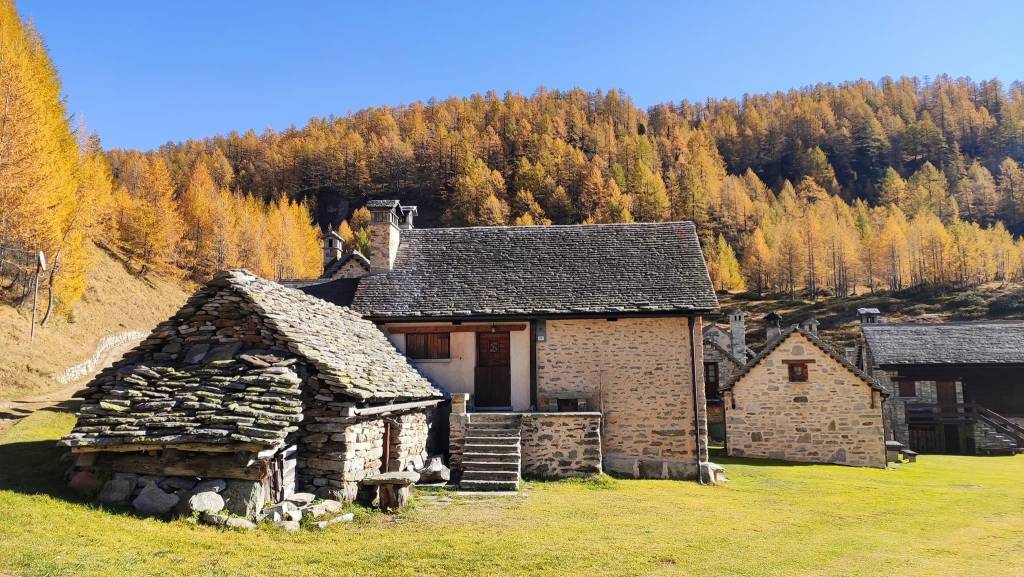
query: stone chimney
857 308 881 324
367 200 402 272
729 310 747 359
398 205 418 230
322 229 343 273
800 317 820 335
765 312 782 343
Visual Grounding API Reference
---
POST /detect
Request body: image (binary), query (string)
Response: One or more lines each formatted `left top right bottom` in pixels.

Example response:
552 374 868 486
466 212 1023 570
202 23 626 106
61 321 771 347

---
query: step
462 451 520 464
465 426 521 437
464 443 519 454
470 414 522 425
459 479 519 491
461 470 520 482
465 435 519 445
460 460 520 472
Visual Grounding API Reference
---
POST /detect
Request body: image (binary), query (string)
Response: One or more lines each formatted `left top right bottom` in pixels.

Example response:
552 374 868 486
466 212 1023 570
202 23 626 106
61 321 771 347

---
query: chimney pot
366 200 402 272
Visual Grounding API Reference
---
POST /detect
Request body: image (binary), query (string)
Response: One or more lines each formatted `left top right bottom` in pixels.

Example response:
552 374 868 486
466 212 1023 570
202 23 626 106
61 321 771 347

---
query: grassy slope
1 409 1022 577
717 282 1024 350
0 244 188 401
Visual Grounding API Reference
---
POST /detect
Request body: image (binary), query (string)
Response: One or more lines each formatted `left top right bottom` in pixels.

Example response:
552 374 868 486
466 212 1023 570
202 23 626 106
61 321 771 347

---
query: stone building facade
723 327 887 468
535 317 708 479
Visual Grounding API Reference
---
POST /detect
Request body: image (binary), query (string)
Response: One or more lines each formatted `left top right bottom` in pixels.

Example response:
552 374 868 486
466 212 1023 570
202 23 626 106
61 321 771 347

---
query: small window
898 380 917 397
787 361 809 382
704 362 720 400
406 333 450 360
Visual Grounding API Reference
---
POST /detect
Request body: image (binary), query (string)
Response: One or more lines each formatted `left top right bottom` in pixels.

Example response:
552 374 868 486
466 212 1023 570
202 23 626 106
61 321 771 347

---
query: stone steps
460 414 522 492
459 479 519 491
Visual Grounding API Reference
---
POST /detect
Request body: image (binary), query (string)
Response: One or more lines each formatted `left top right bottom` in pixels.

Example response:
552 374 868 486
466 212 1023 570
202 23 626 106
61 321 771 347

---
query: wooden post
29 251 46 342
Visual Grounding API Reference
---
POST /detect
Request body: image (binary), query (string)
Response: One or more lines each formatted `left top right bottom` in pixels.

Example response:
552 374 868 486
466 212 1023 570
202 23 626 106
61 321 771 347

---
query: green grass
2 409 1023 576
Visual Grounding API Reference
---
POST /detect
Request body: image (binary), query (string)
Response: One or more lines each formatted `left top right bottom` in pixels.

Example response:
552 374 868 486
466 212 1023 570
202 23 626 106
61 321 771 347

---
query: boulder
200 512 229 526
286 492 315 505
307 499 343 519
225 517 258 530
314 513 354 529
222 480 263 519
261 501 299 523
417 456 451 483
276 520 301 532
314 487 347 502
132 482 180 516
68 470 101 494
97 479 134 504
188 491 225 514
193 479 227 494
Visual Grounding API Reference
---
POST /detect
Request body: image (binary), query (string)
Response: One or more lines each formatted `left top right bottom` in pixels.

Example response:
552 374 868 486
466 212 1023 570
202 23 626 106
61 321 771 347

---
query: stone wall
703 342 743 443
726 332 886 468
520 413 602 479
536 317 707 479
869 367 964 446
387 412 429 472
299 413 384 501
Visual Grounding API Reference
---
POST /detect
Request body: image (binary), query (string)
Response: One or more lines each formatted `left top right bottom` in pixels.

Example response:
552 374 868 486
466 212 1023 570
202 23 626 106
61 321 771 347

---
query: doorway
474 331 511 409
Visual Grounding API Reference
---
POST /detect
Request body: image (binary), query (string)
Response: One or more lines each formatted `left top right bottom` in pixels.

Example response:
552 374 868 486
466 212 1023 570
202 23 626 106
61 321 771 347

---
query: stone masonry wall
299 414 385 502
726 333 886 468
537 317 707 479
387 412 429 472
520 413 602 479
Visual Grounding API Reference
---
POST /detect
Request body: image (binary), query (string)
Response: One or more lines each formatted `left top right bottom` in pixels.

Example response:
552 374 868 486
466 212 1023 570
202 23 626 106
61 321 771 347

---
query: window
704 362 720 400
406 333 450 360
898 380 917 397
787 361 809 382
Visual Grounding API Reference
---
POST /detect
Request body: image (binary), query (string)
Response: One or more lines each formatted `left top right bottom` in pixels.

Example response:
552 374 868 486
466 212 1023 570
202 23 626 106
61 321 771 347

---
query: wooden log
377 483 410 511
100 452 271 480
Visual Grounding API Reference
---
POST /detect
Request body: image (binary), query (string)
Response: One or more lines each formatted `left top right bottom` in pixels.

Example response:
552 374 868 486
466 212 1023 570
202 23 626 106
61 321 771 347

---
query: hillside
0 243 188 401
717 282 1024 351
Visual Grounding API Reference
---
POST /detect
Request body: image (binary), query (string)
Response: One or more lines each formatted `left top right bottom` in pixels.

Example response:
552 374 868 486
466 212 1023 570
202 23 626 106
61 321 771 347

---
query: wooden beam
70 441 270 454
100 452 271 481
353 398 443 416
386 324 527 334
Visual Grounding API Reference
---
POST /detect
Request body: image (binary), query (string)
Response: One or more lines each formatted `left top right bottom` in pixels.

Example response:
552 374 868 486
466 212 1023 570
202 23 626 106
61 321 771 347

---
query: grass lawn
1 409 1022 577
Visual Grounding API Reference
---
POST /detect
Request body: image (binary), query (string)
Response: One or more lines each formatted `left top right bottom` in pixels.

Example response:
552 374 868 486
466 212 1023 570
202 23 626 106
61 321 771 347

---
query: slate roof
722 326 886 394
321 250 370 279
366 199 400 209
861 321 1024 366
61 270 439 451
349 222 718 319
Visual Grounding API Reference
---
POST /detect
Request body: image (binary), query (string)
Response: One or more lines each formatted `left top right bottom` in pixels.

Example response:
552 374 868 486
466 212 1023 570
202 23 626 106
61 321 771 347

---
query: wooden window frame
704 361 720 400
783 360 810 383
405 332 450 360
897 380 917 398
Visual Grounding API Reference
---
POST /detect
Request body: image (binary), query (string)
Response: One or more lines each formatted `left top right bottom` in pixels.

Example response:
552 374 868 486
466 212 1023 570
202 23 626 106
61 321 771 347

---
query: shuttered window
704 362 720 400
406 333 450 360
787 361 809 382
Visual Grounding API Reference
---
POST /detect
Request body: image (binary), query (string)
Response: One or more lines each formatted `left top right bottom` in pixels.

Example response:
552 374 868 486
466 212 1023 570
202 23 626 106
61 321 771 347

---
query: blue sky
18 0 1024 150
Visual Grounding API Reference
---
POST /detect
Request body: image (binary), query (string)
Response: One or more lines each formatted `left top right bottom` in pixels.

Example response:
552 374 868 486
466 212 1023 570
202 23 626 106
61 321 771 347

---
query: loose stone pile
93 474 353 531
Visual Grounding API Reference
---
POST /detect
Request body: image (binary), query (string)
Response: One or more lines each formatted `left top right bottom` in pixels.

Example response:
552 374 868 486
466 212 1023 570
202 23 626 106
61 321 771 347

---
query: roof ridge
723 325 885 394
404 221 696 233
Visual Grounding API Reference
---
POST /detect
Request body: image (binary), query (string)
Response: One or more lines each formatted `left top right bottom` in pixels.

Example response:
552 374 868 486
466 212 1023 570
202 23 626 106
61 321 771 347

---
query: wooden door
936 381 958 417
474 331 511 408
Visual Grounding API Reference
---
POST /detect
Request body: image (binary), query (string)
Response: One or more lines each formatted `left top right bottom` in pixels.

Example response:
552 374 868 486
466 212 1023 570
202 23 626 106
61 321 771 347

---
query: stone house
859 317 1024 455
61 270 441 515
701 311 751 444
297 200 724 487
722 326 888 468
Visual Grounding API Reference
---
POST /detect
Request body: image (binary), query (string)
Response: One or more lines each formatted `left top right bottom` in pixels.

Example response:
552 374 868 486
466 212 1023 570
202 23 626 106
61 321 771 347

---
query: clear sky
17 0 1024 150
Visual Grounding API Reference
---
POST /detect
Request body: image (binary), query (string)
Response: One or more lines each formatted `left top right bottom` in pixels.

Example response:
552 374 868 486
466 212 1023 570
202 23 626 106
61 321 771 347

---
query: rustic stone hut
722 326 888 468
61 270 441 516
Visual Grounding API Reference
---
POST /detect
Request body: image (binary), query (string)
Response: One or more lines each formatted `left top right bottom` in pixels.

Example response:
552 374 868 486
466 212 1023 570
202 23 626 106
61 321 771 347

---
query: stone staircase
975 408 1024 455
460 414 522 491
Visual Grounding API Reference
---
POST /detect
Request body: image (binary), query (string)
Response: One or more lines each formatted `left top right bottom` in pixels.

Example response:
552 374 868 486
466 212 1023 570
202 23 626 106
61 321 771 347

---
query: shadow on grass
713 455 818 468
0 402 87 503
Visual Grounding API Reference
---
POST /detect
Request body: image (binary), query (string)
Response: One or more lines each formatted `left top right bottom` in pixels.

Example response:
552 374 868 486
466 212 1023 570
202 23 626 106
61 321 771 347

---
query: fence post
29 251 46 342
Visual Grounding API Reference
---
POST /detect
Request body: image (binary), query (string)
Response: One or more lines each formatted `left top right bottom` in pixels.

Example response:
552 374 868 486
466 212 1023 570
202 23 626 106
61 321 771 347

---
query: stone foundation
520 413 602 479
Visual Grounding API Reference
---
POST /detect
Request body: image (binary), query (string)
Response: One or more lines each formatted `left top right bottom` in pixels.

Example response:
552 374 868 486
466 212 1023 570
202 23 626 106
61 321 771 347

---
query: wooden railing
904 402 975 424
977 406 1024 446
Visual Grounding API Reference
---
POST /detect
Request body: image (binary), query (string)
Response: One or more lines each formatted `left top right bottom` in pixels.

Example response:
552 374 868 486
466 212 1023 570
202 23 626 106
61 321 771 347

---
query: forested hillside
0 0 323 322
144 78 1024 298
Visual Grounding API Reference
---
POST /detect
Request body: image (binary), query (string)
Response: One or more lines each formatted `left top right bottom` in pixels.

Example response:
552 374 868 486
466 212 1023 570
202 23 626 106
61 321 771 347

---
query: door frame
474 331 512 410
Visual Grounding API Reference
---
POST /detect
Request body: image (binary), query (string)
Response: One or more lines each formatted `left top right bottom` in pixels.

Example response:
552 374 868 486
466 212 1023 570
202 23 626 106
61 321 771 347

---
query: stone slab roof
350 222 718 319
722 326 885 394
862 321 1024 366
61 271 439 451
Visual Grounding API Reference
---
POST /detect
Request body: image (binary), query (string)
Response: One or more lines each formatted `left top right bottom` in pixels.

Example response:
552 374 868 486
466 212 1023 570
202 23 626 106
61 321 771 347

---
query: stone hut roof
61 270 439 451
861 321 1024 366
704 339 745 368
722 326 885 394
321 250 370 279
349 222 718 319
